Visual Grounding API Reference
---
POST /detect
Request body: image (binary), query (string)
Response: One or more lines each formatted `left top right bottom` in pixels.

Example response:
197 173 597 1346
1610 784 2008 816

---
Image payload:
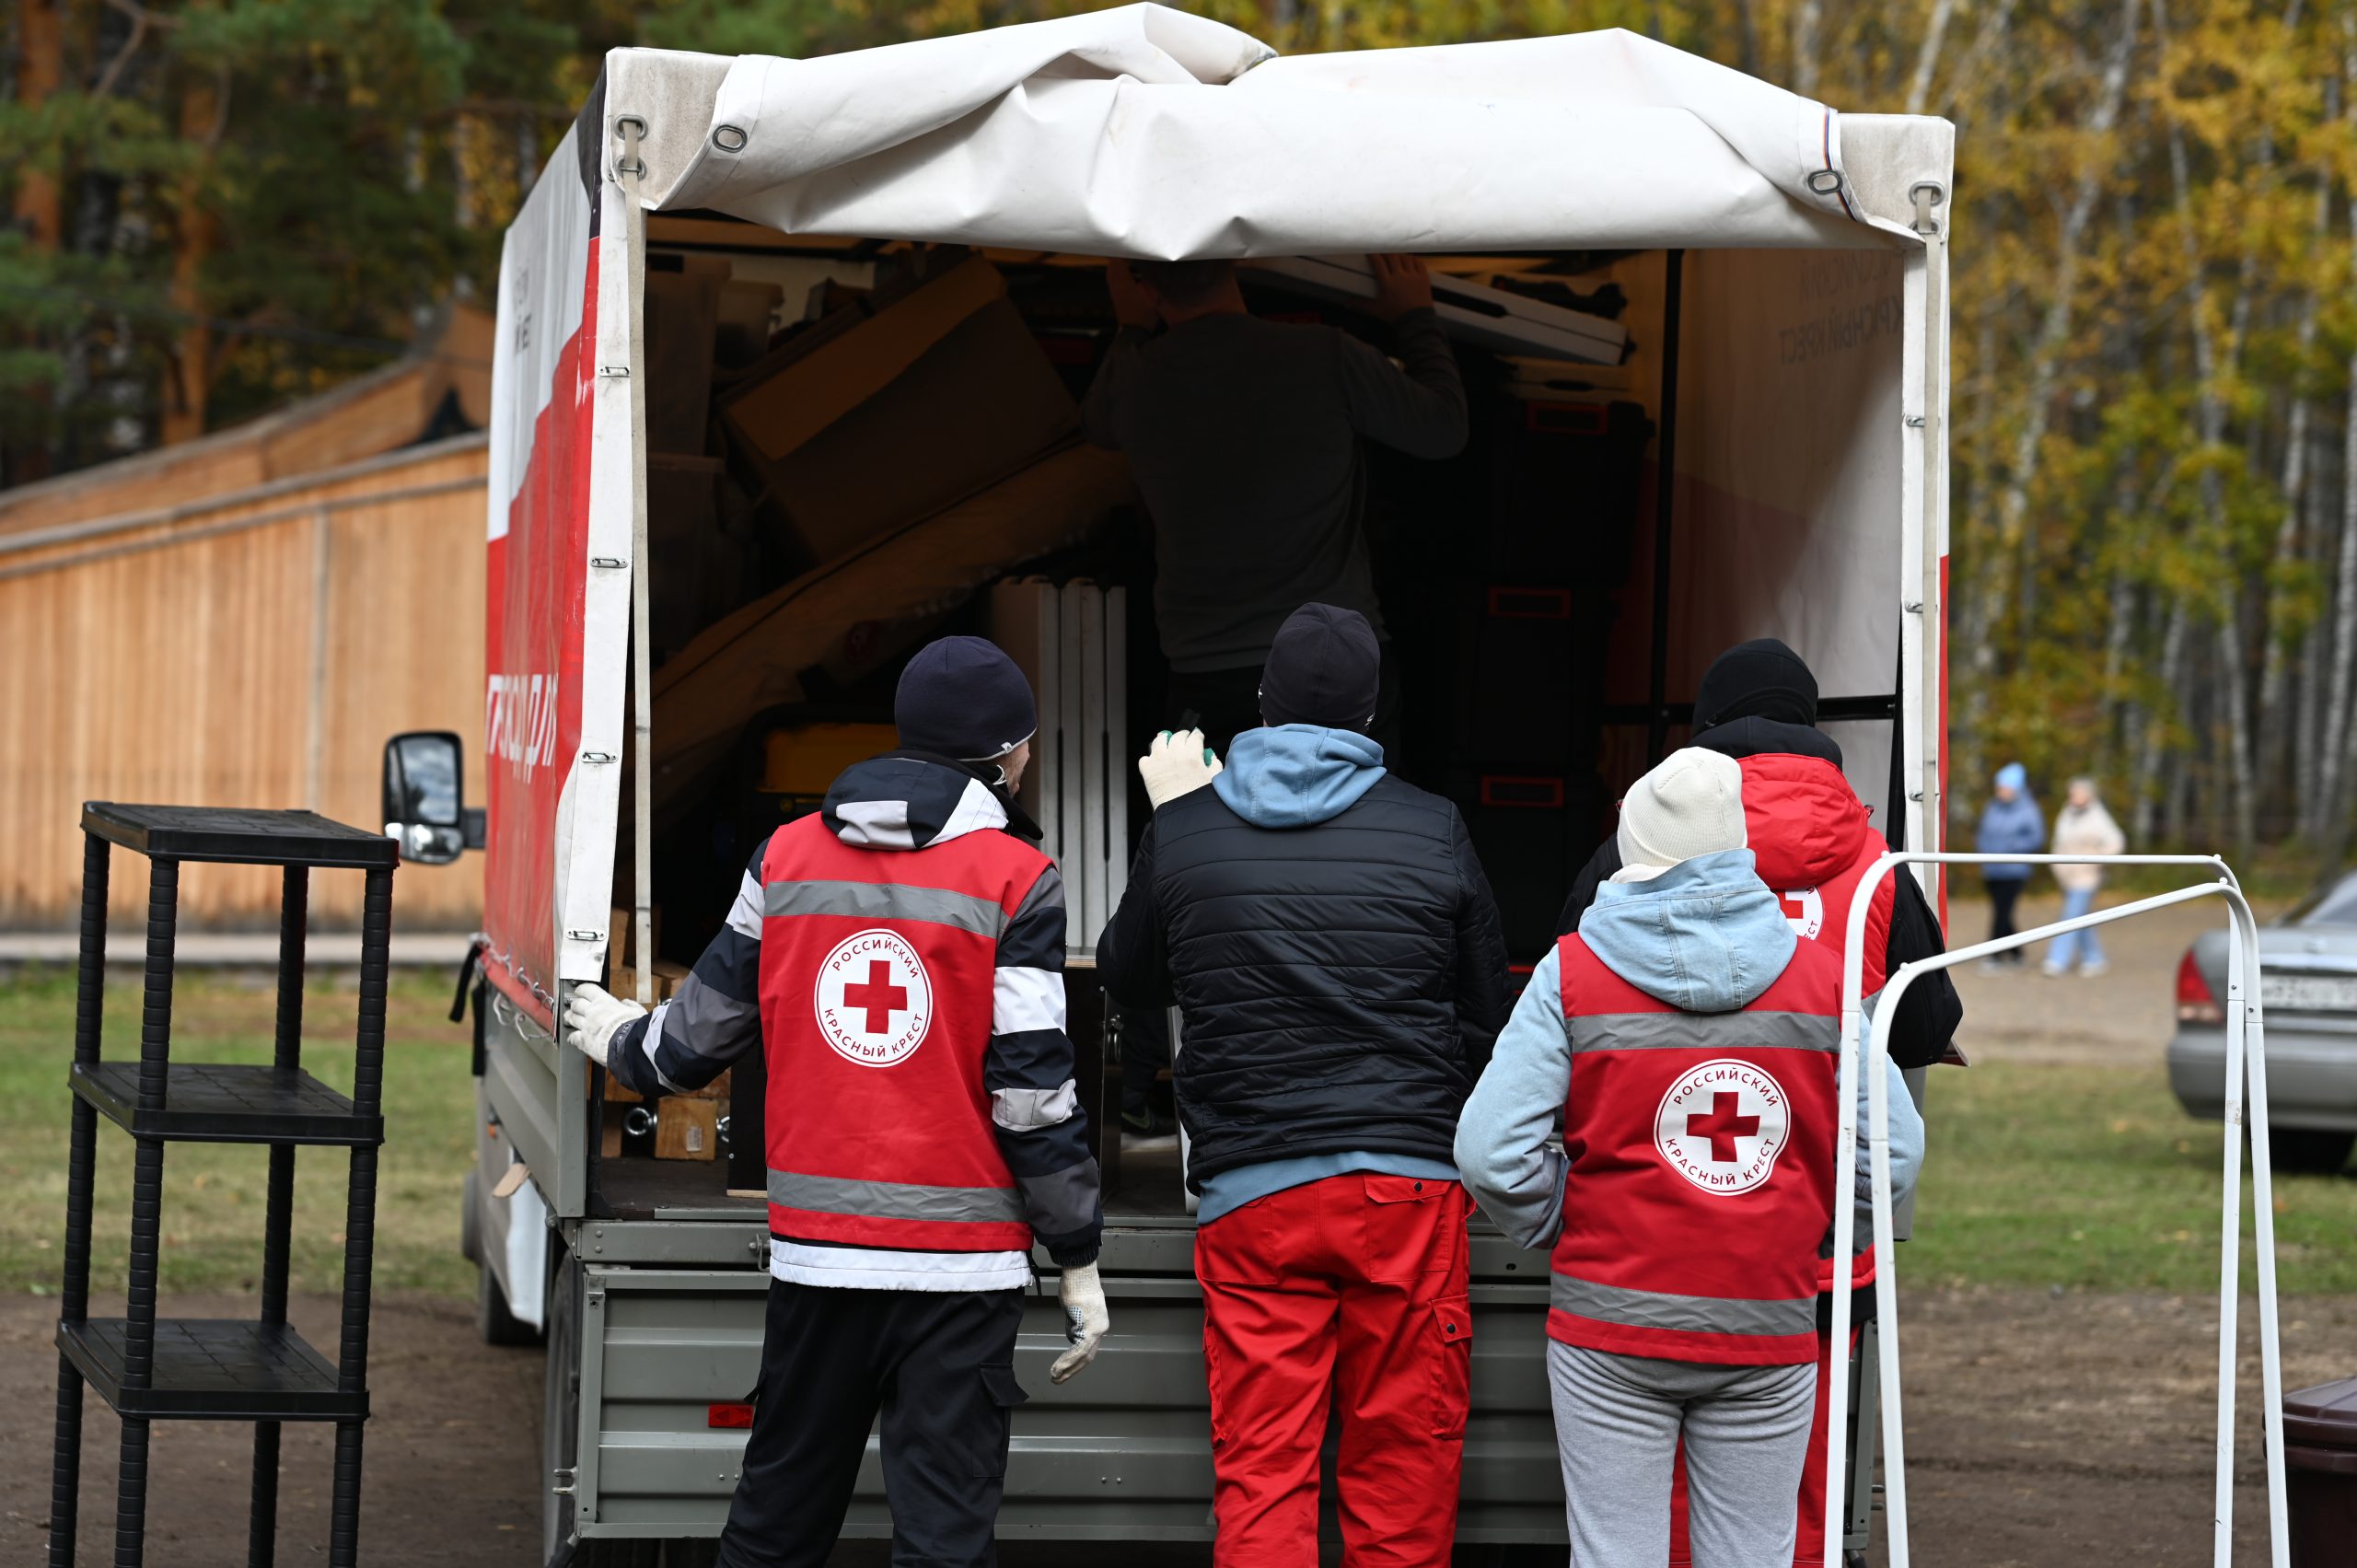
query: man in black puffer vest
1097 602 1507 1567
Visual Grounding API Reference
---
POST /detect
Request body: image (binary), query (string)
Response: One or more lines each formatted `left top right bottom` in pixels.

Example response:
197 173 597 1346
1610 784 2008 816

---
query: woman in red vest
1457 749 1922 1568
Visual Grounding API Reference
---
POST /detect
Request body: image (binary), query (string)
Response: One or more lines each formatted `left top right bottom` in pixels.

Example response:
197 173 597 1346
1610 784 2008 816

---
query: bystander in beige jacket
2051 780 2127 891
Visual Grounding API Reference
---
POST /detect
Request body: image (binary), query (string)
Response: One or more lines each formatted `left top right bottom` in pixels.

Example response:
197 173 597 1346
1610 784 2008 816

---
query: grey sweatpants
1548 1341 1817 1568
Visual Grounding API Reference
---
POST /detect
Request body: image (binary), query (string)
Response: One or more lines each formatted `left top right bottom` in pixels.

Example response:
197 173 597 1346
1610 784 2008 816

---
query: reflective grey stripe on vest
768 1168 1025 1225
1550 1274 1817 1339
1565 1010 1840 1055
762 878 1007 939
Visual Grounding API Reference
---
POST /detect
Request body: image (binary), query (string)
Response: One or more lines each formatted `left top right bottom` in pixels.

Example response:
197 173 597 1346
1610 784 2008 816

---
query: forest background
1 0 2346 867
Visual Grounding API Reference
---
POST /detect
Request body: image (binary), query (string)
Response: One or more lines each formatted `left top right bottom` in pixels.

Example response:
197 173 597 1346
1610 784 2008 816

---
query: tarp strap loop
613 115 647 180
1908 182 1945 238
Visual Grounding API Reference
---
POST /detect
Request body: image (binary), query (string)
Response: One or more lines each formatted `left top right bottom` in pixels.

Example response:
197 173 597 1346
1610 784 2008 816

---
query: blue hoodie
1190 725 1463 1225
1453 849 1924 1251
1211 723 1386 827
1976 788 2047 881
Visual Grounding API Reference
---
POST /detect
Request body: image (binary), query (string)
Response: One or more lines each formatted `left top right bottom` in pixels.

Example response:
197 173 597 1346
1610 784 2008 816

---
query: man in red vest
562 635 1108 1568
1457 749 1921 1567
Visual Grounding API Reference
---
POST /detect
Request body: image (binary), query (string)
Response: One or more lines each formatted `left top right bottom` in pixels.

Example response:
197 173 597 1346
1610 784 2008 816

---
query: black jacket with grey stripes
607 753 1103 1269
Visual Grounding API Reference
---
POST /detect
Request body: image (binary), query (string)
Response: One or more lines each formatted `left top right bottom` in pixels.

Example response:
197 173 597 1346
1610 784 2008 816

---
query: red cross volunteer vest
1548 933 1844 1365
755 812 1050 1253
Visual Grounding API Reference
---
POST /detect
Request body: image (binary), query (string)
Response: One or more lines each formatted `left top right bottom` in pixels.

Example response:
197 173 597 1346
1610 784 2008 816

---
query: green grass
1906 1060 2357 1295
0 967 480 1300
0 973 2348 1302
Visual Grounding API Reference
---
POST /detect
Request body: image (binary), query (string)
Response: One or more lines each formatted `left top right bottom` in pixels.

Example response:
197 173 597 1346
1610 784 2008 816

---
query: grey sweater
1081 308 1468 672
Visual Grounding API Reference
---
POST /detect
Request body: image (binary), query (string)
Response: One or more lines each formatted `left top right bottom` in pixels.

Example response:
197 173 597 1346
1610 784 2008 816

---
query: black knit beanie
1259 604 1381 731
1693 637 1818 730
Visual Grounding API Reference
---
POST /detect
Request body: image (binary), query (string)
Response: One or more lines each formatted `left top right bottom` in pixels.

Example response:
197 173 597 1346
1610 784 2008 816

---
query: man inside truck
1084 252 1470 1147
1082 252 1469 754
561 636 1110 1568
1096 603 1509 1567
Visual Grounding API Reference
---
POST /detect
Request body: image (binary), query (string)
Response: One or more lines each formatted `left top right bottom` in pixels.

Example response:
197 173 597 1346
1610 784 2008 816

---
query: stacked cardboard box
718 253 1080 569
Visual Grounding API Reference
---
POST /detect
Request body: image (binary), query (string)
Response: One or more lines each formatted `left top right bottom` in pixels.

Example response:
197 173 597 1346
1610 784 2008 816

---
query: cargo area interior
589 213 1706 1224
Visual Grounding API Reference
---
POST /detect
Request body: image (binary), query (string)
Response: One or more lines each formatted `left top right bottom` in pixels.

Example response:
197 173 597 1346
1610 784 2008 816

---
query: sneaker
2041 963 2068 978
2079 960 2109 978
1120 1107 1180 1152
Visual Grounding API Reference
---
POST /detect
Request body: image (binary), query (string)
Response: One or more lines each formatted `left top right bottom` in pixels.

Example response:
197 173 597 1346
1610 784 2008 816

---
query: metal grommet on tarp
713 123 748 153
1805 168 1844 197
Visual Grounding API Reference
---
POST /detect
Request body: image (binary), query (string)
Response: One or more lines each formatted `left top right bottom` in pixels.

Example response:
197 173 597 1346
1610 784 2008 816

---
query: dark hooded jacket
1096 725 1510 1188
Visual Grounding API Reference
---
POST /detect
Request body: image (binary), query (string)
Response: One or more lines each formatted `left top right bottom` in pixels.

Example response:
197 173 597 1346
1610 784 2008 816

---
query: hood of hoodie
1740 753 1874 889
819 751 1033 851
1697 713 1842 767
1580 848 1797 1013
1212 725 1386 829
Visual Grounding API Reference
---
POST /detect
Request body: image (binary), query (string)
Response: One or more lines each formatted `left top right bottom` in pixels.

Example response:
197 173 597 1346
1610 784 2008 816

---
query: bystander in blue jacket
1975 762 2046 965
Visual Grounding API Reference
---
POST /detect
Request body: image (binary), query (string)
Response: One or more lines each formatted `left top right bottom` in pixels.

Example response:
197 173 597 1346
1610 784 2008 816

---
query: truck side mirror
383 730 468 865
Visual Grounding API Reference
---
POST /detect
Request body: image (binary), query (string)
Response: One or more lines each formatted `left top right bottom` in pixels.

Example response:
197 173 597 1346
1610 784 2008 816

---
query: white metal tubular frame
1824 852 2287 1568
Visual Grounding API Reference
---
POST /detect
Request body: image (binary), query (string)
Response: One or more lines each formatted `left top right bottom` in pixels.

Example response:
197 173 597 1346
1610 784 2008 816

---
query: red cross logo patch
813 928 934 1067
1779 886 1826 940
1653 1059 1791 1196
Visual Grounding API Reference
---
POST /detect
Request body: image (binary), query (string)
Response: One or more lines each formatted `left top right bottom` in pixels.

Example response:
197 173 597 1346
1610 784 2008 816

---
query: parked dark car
2168 870 2357 1172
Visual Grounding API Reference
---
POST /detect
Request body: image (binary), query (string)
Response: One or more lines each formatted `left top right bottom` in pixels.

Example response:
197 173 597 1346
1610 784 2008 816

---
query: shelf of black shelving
81 801 401 870
48 802 399 1568
57 1319 366 1423
69 1062 385 1147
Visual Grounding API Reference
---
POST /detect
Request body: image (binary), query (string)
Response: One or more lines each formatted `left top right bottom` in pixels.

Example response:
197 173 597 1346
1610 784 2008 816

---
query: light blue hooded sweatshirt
1453 848 1924 1253
1191 725 1463 1225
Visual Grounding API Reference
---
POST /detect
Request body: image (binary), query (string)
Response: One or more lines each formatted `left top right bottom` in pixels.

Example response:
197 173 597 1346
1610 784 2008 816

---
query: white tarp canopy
611 6 1944 257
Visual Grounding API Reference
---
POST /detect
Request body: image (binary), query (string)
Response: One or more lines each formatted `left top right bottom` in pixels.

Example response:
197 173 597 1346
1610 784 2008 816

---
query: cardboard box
715 281 784 369
718 255 1078 567
656 1098 721 1162
610 960 689 1005
609 904 663 970
652 441 1133 807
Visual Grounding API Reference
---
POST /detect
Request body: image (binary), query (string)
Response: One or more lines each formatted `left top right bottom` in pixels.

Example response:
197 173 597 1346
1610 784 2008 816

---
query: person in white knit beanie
1457 745 1924 1568
1612 746 1748 883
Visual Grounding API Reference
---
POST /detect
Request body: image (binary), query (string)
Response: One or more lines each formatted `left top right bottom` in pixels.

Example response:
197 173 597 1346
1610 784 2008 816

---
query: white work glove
1138 728 1223 810
563 982 644 1069
1049 1261 1109 1384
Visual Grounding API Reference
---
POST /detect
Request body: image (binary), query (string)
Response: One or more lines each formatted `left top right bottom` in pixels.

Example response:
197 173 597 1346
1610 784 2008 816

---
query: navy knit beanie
894 636 1038 761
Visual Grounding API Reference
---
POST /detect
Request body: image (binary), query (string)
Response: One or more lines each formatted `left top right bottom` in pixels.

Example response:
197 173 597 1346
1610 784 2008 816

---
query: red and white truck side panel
482 98 639 1028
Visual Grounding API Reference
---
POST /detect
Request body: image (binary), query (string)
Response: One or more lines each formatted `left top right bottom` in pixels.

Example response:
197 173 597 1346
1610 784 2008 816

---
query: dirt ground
5 891 2340 1566
3 1290 542 1565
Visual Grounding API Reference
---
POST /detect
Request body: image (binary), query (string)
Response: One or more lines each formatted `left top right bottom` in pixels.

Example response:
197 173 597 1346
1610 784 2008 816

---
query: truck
377 9 1956 1562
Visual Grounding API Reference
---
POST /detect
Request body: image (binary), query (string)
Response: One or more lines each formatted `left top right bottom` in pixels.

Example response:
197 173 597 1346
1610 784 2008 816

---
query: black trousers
1986 875 2027 960
716 1280 1027 1568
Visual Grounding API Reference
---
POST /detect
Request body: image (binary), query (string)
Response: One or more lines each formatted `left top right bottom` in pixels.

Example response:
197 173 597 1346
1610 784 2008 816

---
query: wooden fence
0 435 490 933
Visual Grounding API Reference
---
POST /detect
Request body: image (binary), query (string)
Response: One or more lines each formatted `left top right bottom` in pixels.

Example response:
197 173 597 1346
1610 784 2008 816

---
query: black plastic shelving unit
48 803 398 1568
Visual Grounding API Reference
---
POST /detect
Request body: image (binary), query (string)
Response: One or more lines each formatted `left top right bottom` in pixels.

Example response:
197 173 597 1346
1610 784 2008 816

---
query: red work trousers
1194 1173 1473 1567
1668 1320 1856 1567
